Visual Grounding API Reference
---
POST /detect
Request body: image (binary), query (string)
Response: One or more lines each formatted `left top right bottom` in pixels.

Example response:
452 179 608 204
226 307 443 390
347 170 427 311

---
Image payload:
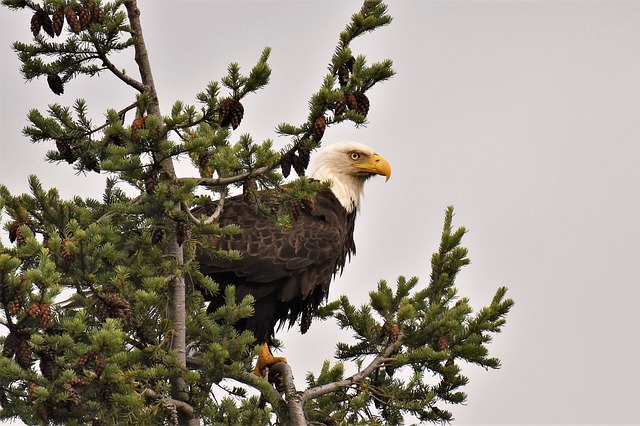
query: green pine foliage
0 1 513 425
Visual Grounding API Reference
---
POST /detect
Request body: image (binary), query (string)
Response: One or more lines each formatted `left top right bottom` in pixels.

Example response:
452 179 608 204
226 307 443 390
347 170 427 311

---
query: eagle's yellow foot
253 343 287 377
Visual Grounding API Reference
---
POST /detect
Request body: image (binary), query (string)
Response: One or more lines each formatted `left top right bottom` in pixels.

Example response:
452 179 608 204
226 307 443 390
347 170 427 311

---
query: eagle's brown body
196 142 391 345
198 189 356 343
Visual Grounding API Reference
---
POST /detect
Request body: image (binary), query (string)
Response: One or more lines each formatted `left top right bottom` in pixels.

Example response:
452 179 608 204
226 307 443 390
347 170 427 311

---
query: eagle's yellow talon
253 343 287 377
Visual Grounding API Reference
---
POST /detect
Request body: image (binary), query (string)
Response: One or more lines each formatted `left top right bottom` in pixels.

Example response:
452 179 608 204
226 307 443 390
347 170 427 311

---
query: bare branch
203 186 227 225
97 51 146 92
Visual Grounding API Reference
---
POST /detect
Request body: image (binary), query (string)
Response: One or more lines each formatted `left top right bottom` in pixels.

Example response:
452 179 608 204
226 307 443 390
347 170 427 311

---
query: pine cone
8 293 24 315
161 399 179 425
100 383 113 409
91 3 105 24
79 4 93 30
93 353 105 377
47 75 64 95
291 154 305 176
131 116 145 143
27 381 37 399
16 338 32 368
143 168 158 194
36 404 49 422
102 294 133 327
52 9 65 36
354 93 370 117
300 305 313 334
297 148 311 169
218 98 244 129
198 150 210 171
230 101 244 130
175 219 190 247
77 350 96 368
345 56 356 73
135 326 156 345
40 357 55 380
61 238 74 262
28 303 41 318
390 323 400 343
345 92 358 111
2 333 19 358
8 221 19 243
39 11 55 37
438 336 449 351
64 6 81 34
30 11 42 36
56 139 77 163
313 116 326 142
63 383 82 407
218 98 235 127
40 303 52 327
334 95 347 116
151 227 164 245
280 152 294 178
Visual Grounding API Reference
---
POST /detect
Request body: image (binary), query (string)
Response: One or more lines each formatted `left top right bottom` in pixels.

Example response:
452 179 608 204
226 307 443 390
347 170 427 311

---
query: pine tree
0 1 513 425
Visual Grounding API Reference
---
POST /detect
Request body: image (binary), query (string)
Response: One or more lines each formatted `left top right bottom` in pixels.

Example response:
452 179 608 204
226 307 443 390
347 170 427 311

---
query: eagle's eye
350 152 361 160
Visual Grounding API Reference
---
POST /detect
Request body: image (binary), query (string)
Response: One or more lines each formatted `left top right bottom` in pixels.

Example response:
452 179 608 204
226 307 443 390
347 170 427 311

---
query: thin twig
140 388 194 416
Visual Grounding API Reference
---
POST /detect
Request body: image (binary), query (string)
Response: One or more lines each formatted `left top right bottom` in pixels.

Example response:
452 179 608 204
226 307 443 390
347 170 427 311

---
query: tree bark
124 1 194 425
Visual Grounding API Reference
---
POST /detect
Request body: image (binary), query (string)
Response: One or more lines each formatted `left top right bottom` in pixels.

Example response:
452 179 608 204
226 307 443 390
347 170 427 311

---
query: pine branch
302 336 402 403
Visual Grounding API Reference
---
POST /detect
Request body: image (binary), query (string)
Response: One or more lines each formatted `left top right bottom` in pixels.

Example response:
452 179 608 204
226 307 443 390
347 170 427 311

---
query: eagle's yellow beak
354 154 391 182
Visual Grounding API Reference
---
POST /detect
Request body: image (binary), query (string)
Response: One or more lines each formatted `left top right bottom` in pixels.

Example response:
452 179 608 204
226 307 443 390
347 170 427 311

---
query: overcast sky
1 1 639 425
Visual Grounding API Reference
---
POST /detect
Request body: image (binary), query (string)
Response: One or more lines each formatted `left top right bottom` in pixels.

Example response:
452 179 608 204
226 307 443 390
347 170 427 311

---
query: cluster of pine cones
218 98 244 129
30 3 105 94
280 146 311 178
30 3 104 38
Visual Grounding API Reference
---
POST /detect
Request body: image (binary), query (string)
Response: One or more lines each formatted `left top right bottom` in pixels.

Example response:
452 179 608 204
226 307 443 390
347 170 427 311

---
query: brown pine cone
64 6 81 34
313 116 326 142
151 227 164 245
40 303 52 327
63 383 82 407
56 139 77 163
91 3 105 24
100 383 113 409
47 75 64 95
297 148 310 169
345 92 358 111
8 293 24 315
218 98 235 127
93 352 105 377
280 152 294 178
230 101 244 130
2 333 19 358
390 323 400 343
131 116 145 143
175 219 190 247
52 9 65 36
291 154 305 176
40 357 55 380
300 305 313 334
28 303 41 318
354 93 370 117
438 336 449 351
77 350 96 368
79 4 92 30
61 238 74 262
16 338 32 368
30 11 42 36
39 11 55 37
334 95 347 116
8 221 19 243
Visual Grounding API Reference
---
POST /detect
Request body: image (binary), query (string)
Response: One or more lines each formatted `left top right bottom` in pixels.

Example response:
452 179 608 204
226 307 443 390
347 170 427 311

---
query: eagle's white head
308 141 391 213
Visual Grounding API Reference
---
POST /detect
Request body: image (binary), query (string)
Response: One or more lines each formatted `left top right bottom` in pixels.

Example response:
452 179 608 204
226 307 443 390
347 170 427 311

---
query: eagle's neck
309 169 364 213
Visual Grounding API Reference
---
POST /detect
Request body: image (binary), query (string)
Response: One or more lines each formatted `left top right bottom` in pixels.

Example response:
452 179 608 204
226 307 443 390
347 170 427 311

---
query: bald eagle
197 141 391 373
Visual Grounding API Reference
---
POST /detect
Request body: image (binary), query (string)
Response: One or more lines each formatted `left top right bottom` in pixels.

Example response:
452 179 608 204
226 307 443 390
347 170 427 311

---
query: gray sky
1 1 639 424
